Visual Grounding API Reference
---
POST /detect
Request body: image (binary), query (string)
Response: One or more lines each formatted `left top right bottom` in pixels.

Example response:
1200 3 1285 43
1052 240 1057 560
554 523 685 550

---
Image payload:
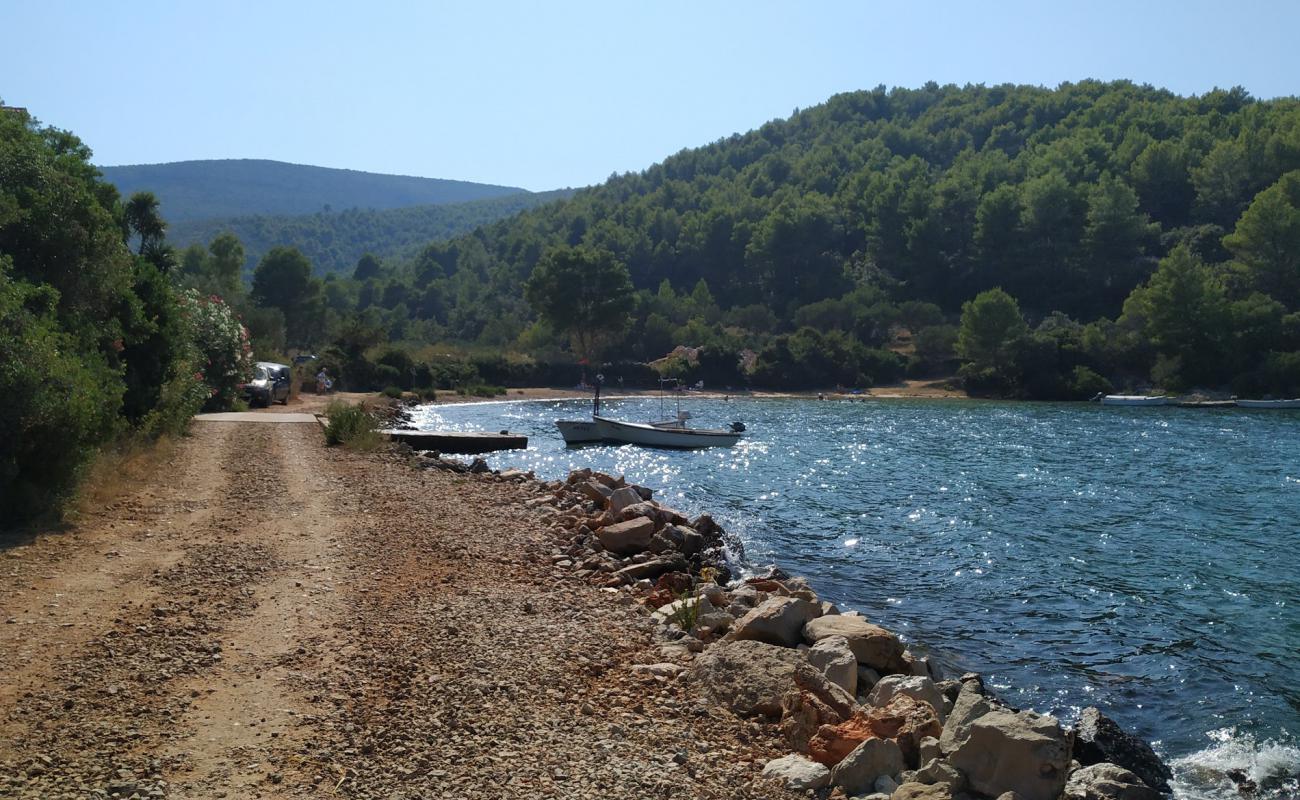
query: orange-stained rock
806 694 943 767
808 716 875 766
863 693 943 767
780 688 846 751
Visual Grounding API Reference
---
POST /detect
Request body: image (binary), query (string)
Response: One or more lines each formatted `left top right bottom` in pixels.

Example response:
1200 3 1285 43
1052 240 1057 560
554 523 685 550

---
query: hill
99 159 528 223
168 189 575 275
313 80 1298 396
415 82 1298 325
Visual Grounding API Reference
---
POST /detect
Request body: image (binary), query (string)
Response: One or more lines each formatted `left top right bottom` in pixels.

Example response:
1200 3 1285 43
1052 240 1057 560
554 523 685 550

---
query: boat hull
593 416 740 448
1101 395 1169 406
1236 399 1300 409
555 419 603 444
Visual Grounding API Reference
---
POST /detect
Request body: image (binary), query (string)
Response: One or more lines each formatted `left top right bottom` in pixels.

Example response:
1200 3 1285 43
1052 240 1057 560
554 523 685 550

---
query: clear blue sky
3 0 1298 191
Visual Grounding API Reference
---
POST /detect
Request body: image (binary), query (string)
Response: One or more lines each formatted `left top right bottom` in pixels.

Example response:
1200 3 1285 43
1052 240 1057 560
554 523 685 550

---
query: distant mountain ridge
167 190 576 275
99 159 528 223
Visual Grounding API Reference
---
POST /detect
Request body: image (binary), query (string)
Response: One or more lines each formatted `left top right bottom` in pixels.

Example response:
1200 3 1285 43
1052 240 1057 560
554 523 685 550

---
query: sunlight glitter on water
412 397 1300 796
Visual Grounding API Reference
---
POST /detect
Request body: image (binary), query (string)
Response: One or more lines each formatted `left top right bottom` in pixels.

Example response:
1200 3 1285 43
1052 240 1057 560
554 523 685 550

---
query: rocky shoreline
415 449 1177 800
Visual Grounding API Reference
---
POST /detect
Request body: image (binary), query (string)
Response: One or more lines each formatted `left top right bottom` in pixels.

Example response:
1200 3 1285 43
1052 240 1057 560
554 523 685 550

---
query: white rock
731 596 822 647
830 737 905 794
803 615 906 672
607 486 642 515
762 753 830 790
808 635 858 696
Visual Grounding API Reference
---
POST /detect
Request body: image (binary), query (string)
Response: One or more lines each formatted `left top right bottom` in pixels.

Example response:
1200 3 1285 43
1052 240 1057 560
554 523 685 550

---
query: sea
409 396 1300 799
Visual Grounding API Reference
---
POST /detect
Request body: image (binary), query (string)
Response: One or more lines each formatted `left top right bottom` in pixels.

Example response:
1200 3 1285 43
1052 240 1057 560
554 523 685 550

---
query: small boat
1101 395 1170 406
593 414 743 449
556 419 602 443
555 376 744 448
1236 398 1300 409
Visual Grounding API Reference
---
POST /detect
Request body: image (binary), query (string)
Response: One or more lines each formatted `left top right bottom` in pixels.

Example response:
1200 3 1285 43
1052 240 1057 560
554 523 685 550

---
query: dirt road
1 420 795 799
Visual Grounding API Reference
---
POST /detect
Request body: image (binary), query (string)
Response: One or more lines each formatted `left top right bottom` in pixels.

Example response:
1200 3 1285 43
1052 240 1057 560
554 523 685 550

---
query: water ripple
414 398 1300 796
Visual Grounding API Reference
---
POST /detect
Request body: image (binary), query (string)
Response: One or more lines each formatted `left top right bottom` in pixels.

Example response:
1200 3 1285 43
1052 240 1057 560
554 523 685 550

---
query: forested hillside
163 82 1300 399
100 159 528 222
167 190 574 276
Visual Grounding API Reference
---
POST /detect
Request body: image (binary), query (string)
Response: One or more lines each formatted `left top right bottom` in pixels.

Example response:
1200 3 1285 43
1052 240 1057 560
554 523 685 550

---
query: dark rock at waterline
1073 707 1173 793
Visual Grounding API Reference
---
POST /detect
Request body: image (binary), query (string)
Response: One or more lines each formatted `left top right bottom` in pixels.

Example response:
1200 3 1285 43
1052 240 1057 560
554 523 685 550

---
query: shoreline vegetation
407 436 1182 799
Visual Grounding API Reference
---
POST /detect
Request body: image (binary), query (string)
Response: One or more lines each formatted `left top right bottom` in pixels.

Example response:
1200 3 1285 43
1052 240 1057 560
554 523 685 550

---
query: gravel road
0 421 798 799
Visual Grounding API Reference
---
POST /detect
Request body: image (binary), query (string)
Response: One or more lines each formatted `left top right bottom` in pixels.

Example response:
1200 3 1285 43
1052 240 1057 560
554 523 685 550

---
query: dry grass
73 434 181 517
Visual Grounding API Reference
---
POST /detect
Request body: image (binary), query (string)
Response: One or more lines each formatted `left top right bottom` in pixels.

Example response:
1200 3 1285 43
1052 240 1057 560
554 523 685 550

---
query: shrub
0 270 123 524
323 400 384 450
181 289 253 411
1068 366 1114 399
380 385 403 399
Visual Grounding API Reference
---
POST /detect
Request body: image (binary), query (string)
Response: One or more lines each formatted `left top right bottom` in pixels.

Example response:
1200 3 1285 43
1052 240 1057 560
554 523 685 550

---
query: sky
3 0 1299 192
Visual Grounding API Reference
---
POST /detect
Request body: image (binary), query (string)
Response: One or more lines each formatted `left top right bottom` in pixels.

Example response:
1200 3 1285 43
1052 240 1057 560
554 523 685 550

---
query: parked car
240 361 291 407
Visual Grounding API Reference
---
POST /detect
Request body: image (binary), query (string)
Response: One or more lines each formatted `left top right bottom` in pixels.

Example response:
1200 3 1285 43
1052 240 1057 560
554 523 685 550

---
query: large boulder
1073 708 1172 793
830 737 906 794
946 709 1072 800
938 681 995 754
731 596 822 647
596 517 655 555
608 486 643 515
862 694 944 767
689 639 803 717
762 754 830 791
780 688 845 751
577 480 613 505
867 675 948 724
809 635 858 696
803 615 906 673
619 500 662 523
1064 763 1162 800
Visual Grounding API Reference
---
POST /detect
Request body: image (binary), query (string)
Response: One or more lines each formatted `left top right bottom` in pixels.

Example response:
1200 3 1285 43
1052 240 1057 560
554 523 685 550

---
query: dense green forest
100 159 528 222
224 81 1297 399
167 189 574 276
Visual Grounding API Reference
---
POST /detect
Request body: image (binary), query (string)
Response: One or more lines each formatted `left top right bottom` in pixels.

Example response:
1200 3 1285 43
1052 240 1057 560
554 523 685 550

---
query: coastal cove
412 396 1300 797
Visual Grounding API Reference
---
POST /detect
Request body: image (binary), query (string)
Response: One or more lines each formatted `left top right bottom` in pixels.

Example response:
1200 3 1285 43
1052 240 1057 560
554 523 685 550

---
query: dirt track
0 421 796 799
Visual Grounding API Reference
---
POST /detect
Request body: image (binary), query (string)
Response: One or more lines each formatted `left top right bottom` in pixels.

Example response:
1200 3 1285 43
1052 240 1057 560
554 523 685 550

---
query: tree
1120 245 1230 388
252 246 313 314
1222 171 1300 309
524 245 633 361
207 232 245 297
354 253 382 281
1081 174 1158 314
124 191 167 257
956 288 1029 389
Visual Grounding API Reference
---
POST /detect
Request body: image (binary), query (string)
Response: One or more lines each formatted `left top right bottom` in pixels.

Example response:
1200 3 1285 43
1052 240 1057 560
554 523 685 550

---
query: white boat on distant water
556 376 745 448
593 414 743 449
1236 398 1300 409
1101 395 1170 406
555 419 602 443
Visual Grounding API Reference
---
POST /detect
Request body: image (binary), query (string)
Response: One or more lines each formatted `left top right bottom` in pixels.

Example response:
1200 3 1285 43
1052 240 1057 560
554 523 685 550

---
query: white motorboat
1236 398 1300 409
556 419 602 443
1101 395 1170 406
555 376 745 448
593 414 743 449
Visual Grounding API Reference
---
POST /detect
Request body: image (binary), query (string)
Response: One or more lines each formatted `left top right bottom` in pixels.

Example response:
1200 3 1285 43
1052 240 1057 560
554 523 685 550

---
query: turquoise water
410 397 1300 798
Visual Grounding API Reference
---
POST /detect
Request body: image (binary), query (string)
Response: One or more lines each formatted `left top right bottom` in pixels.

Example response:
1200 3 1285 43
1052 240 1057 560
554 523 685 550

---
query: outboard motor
730 421 746 433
